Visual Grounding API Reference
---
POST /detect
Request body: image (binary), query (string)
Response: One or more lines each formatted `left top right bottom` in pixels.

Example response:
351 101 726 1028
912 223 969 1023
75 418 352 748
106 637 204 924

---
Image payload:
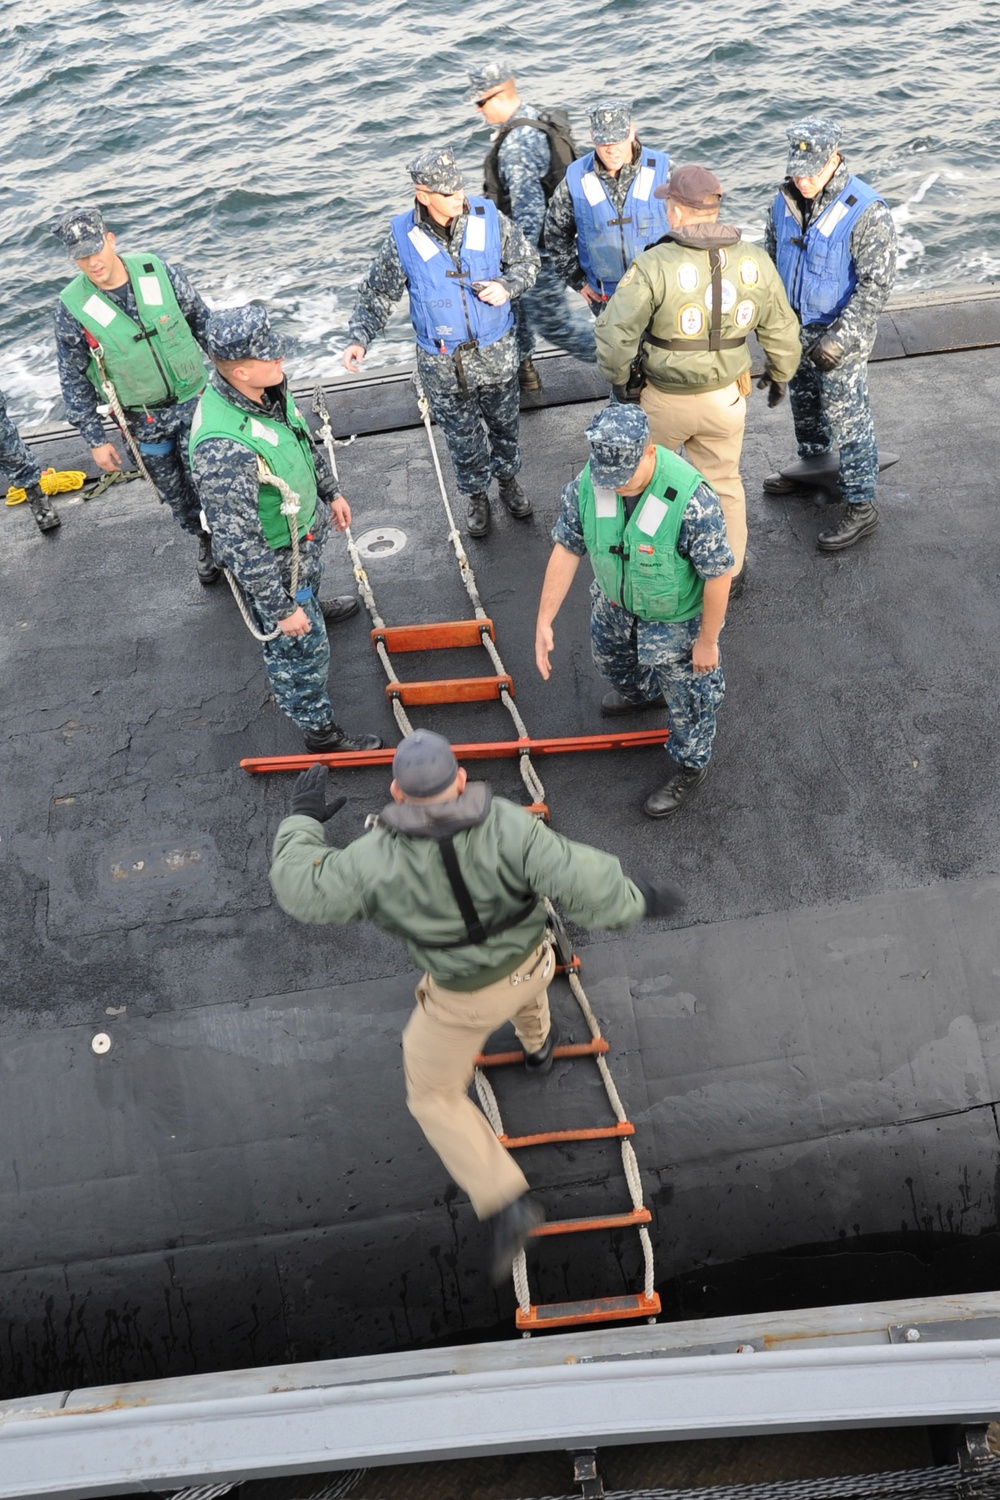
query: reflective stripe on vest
565 149 671 297
59 253 207 408
578 446 705 623
190 384 318 549
390 197 513 356
773 174 883 326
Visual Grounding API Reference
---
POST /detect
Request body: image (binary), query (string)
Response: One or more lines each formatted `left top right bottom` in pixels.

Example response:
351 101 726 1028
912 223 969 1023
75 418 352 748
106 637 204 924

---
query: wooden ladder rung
373 620 494 652
516 1292 661 1331
475 1039 609 1068
498 1122 634 1148
387 676 513 706
530 1207 652 1238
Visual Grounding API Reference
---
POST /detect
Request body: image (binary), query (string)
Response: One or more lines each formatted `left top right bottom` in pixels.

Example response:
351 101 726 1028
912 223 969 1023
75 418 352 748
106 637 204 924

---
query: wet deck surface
3 321 1000 1397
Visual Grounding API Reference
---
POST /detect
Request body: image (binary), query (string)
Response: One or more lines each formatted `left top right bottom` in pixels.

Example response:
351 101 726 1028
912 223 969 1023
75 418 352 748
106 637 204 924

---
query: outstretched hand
290 763 347 822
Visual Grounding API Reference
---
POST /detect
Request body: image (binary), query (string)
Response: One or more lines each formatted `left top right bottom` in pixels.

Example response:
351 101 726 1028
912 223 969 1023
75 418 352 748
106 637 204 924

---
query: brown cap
654 164 723 208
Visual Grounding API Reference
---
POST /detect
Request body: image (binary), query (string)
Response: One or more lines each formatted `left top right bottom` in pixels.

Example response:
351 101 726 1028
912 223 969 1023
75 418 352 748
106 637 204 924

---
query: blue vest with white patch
390 197 512 356
772 174 883 326
565 149 671 296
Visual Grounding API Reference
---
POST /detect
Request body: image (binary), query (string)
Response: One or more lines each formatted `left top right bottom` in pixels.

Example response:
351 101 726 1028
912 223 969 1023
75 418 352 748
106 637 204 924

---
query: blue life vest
390 197 513 356
565 149 671 297
772 174 883 326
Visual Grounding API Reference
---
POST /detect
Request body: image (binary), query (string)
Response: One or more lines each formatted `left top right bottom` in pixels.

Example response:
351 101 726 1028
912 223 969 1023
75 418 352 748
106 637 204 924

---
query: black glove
633 876 686 919
807 323 845 371
756 374 787 407
290 763 347 823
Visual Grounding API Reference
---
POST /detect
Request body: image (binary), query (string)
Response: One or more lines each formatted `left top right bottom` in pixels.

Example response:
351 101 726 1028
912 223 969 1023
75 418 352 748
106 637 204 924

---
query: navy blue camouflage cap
585 403 650 488
51 205 108 259
785 118 842 178
408 145 465 194
588 99 632 146
393 729 459 797
467 58 513 102
204 303 291 362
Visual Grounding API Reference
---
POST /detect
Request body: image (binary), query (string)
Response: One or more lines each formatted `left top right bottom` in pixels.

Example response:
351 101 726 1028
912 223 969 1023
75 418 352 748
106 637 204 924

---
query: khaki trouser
402 940 554 1220
641 380 748 573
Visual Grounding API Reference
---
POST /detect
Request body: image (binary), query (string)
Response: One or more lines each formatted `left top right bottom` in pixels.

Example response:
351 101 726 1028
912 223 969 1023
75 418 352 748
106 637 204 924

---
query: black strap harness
420 836 539 951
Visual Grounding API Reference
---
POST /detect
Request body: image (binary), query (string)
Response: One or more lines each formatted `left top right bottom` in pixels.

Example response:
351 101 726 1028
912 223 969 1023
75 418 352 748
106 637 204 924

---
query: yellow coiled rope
6 467 87 506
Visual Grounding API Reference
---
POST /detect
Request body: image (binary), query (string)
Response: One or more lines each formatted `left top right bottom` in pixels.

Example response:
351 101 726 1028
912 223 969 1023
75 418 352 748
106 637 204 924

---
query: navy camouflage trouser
249 558 334 734
590 583 724 771
0 391 42 489
790 345 878 506
516 252 597 365
429 375 521 497
128 392 203 536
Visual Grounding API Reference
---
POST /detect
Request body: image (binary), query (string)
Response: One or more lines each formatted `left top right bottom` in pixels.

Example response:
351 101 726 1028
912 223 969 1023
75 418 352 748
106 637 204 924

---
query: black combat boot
728 562 748 600
304 723 383 753
523 1020 559 1075
25 482 60 533
196 532 221 584
320 596 360 626
498 476 533 518
643 764 708 818
518 358 542 393
466 492 491 537
487 1192 545 1283
816 502 879 552
600 689 666 717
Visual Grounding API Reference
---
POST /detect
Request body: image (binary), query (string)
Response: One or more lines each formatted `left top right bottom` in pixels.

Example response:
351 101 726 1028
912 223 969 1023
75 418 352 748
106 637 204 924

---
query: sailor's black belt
644 332 748 352
123 399 177 415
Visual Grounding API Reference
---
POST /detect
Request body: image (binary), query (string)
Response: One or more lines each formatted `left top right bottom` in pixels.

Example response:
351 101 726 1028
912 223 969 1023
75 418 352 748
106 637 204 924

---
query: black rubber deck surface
2 335 999 1397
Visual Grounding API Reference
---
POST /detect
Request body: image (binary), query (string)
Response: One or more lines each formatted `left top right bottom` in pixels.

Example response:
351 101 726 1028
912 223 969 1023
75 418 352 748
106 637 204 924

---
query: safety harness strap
426 836 539 950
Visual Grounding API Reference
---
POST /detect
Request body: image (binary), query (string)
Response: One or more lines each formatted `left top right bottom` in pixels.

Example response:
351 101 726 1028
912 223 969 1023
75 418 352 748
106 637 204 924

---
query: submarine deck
2 291 1000 1401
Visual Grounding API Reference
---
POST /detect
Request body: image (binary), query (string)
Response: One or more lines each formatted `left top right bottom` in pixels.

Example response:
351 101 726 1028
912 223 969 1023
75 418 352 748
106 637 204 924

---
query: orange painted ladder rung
387 676 513 706
526 801 549 821
475 1039 609 1067
556 955 581 973
498 1122 634 1148
516 1292 661 1332
530 1207 651 1238
240 729 666 773
373 620 494 652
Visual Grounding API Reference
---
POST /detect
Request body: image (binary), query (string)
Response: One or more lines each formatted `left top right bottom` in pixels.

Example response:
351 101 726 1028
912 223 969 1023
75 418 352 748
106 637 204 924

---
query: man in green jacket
270 730 681 1279
595 165 801 594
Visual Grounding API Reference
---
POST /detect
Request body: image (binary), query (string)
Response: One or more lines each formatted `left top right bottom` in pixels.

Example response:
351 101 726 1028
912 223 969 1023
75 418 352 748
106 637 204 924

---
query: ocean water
5 0 999 427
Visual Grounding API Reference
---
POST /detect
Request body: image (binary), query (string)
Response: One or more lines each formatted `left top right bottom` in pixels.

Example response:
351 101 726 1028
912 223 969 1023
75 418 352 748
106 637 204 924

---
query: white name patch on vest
249 417 279 447
407 226 441 262
594 485 619 518
704 278 737 313
82 294 117 329
464 214 487 253
633 165 655 202
582 172 608 207
137 275 164 306
636 494 668 536
817 201 850 237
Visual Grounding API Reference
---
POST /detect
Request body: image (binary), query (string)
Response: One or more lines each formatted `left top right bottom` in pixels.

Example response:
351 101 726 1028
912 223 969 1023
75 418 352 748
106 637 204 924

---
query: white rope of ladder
220 458 302 643
315 377 658 1318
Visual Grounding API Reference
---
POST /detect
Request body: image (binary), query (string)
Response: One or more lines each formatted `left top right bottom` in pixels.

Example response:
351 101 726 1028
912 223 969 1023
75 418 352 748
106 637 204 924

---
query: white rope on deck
221 459 302 643
317 376 658 1322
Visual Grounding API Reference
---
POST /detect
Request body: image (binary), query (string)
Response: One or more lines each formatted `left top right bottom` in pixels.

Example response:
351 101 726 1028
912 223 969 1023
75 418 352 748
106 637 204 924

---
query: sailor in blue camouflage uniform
764 119 897 552
343 146 539 540
0 388 60 533
469 59 597 384
535 404 733 817
190 305 382 755
52 205 221 583
544 100 671 316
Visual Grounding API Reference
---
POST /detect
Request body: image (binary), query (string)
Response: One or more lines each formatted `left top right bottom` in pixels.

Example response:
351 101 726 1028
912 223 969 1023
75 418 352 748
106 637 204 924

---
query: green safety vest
578 445 705 623
190 382 318 549
60 252 207 408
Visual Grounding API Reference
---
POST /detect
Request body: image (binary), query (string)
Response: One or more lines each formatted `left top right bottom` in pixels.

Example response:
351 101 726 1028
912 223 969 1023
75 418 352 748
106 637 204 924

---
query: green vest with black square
578 446 705 622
